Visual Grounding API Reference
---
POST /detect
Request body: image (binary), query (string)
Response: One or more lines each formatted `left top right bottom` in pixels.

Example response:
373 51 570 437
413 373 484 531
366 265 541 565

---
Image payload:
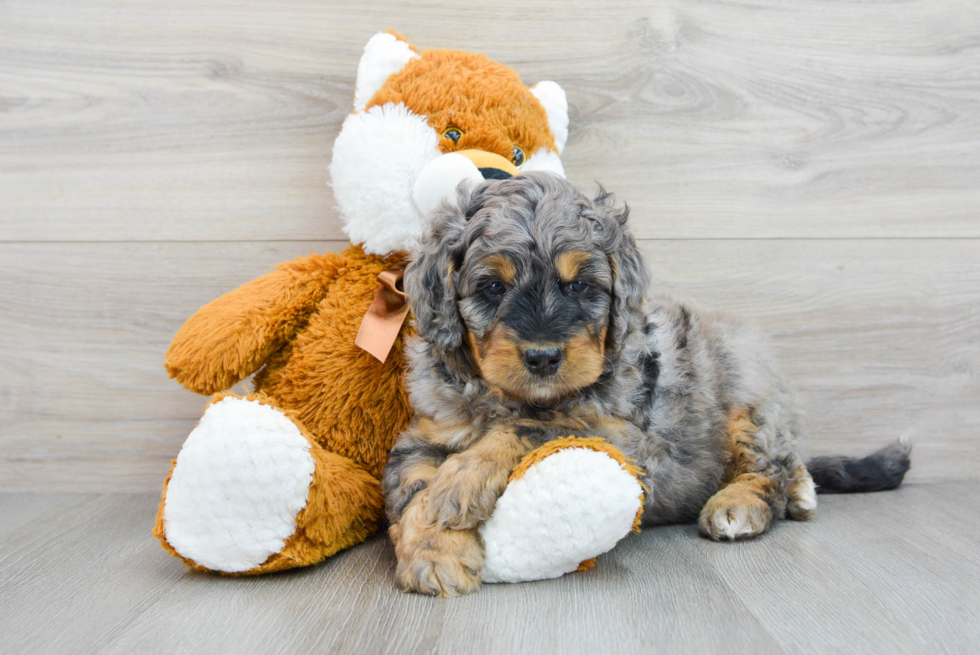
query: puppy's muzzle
522 346 564 377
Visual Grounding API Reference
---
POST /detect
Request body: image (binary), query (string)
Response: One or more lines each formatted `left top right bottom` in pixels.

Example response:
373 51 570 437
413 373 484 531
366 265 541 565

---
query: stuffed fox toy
154 31 644 582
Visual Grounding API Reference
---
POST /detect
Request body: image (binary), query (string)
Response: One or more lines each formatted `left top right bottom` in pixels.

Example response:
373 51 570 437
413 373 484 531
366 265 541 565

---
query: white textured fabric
530 81 569 154
330 102 442 255
412 153 484 218
480 448 643 584
163 397 316 573
522 147 566 178
353 32 419 112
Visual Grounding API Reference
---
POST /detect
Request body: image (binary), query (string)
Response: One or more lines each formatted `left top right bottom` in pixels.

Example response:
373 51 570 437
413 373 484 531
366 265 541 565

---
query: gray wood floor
1 483 978 654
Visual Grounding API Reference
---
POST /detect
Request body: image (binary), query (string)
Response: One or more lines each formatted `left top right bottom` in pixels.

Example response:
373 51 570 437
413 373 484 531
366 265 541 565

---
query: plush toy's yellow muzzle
412 149 521 218
455 149 520 179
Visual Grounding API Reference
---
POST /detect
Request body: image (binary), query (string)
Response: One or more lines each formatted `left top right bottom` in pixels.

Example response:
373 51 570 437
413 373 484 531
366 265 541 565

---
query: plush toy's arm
165 252 347 394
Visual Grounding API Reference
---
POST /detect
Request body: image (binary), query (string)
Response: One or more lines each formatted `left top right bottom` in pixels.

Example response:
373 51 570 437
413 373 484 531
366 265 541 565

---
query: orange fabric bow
355 268 410 363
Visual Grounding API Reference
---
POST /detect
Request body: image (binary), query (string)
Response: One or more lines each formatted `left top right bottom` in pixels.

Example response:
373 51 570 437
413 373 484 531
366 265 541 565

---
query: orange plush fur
368 48 556 163
154 32 562 575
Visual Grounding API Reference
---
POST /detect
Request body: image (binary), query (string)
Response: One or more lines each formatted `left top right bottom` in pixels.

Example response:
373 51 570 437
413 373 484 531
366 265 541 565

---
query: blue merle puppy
383 172 910 597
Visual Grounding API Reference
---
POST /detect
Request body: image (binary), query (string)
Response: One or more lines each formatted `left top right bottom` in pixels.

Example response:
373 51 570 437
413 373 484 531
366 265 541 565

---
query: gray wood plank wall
1 0 978 491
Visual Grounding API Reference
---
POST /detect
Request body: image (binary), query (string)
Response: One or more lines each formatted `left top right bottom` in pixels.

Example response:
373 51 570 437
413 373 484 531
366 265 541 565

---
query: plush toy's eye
443 128 462 145
512 146 526 167
565 280 589 295
484 279 507 297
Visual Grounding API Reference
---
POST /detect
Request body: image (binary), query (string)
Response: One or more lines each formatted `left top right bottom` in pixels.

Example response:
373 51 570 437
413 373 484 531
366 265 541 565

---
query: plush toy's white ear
353 32 420 112
531 81 569 154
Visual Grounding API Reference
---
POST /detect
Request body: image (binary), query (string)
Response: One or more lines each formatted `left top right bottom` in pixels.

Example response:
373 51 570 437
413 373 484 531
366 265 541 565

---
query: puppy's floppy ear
594 187 650 361
405 183 486 354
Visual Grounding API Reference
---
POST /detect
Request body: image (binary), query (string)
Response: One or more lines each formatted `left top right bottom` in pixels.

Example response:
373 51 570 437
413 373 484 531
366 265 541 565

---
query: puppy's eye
512 146 526 167
484 280 507 297
565 280 589 295
443 128 462 145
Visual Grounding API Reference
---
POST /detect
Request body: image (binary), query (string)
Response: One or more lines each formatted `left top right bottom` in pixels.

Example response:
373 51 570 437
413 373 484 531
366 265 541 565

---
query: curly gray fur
389 172 908 530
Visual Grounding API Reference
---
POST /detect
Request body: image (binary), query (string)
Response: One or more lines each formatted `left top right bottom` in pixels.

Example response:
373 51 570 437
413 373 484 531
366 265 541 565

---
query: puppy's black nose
522 347 563 376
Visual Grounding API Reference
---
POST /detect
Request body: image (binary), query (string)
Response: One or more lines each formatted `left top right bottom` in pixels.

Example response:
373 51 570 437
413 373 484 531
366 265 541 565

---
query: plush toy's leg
154 392 383 575
479 437 646 584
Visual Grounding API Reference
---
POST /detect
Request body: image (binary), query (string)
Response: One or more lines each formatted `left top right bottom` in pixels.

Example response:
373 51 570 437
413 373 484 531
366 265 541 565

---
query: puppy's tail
807 438 911 494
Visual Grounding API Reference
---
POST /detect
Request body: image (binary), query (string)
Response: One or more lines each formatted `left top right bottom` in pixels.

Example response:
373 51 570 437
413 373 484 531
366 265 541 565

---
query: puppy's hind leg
699 409 786 541
786 464 817 521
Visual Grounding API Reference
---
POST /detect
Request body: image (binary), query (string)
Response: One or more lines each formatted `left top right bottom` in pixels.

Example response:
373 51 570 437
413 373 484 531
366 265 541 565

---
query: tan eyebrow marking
555 250 592 283
484 255 517 284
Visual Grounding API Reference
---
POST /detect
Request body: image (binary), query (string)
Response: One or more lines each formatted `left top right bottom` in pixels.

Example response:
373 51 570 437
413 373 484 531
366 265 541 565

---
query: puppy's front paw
391 495 484 598
698 483 773 541
426 453 511 530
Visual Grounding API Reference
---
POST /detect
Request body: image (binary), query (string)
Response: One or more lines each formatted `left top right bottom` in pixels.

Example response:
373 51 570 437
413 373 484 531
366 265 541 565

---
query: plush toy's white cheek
330 102 441 255
522 147 566 178
412 153 485 218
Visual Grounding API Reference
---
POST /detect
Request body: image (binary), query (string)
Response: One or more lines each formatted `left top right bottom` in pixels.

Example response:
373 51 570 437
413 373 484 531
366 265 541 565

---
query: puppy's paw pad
787 469 817 521
397 555 482 598
699 495 772 541
395 530 484 597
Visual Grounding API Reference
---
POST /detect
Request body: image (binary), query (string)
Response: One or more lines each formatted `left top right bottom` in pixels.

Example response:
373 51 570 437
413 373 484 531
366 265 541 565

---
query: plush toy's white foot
161 395 315 573
479 438 645 584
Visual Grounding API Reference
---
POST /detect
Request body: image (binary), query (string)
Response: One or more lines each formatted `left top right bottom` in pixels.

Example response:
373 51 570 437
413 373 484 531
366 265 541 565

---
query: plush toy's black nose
522 347 563 376
478 167 513 180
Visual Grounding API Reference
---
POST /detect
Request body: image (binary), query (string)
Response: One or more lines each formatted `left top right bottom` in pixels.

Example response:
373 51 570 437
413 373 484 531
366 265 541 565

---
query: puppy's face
407 172 650 407
457 245 612 403
441 181 620 404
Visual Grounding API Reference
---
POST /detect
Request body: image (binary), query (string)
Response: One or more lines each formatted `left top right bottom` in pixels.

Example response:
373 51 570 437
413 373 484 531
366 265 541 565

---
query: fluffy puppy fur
383 172 910 597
